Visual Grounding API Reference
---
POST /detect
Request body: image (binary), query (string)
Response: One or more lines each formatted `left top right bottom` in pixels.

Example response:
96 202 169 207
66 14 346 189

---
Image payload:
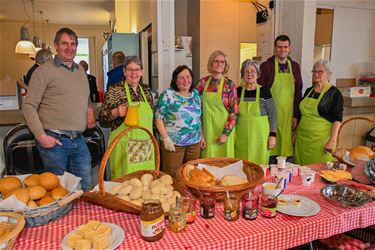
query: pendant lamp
15 26 36 54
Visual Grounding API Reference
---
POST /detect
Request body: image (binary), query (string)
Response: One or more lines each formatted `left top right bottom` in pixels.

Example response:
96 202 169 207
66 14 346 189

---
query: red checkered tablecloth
15 165 375 250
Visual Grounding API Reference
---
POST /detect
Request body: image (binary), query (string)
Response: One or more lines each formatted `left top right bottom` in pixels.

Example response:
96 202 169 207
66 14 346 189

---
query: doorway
314 8 334 62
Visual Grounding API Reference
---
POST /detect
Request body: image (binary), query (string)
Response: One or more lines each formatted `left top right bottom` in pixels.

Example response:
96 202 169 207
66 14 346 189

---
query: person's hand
292 117 298 130
324 139 335 153
111 104 127 118
351 160 370 184
118 104 127 118
267 136 276 150
200 137 206 149
87 108 96 128
163 137 175 152
37 133 62 148
217 134 228 144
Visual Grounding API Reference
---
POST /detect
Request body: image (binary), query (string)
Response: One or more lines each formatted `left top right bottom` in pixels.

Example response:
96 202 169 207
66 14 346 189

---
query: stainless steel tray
321 184 373 207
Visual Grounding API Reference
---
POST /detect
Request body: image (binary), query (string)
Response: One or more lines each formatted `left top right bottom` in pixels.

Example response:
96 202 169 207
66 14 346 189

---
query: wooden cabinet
102 33 139 91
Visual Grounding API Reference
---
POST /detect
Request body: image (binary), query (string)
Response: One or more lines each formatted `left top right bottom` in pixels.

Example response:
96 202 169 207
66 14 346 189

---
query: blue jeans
37 134 92 191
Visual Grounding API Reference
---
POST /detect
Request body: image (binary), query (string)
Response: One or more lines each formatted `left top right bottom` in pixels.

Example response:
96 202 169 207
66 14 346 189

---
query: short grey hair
35 49 53 64
313 59 333 76
123 56 143 70
240 59 260 78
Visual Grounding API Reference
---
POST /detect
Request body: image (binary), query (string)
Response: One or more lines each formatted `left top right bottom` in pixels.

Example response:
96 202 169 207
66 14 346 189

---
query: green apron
235 84 270 164
295 83 334 165
270 59 295 157
108 82 154 178
201 76 235 158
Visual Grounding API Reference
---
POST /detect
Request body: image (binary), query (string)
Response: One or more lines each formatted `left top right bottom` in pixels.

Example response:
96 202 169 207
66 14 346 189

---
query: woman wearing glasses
295 60 343 165
155 65 202 177
235 60 277 165
195 50 239 158
99 56 154 178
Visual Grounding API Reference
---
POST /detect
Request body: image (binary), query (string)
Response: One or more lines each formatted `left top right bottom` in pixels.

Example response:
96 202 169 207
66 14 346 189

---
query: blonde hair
207 50 229 75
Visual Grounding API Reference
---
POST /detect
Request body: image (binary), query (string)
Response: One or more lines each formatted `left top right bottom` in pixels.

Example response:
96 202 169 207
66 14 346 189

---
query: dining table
15 163 375 250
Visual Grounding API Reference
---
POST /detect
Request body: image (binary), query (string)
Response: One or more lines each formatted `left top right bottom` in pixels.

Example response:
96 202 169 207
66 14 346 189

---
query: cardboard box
342 86 371 98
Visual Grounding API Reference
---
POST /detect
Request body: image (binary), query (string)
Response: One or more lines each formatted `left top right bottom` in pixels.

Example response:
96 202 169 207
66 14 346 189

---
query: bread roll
0 177 22 195
27 200 39 209
27 185 47 200
350 146 375 161
160 175 173 185
36 195 55 206
5 188 30 204
51 186 69 200
24 174 39 187
221 175 248 186
38 172 60 191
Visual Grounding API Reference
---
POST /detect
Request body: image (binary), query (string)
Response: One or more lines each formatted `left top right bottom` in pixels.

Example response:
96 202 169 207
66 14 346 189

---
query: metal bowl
320 184 373 207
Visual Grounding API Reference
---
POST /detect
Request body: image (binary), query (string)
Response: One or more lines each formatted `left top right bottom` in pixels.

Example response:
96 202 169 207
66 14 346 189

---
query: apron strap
203 76 225 98
125 81 151 106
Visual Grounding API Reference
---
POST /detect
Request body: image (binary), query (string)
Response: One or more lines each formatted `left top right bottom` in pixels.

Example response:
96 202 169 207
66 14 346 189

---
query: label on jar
224 209 239 220
141 215 165 237
261 206 276 218
243 208 258 220
200 204 215 218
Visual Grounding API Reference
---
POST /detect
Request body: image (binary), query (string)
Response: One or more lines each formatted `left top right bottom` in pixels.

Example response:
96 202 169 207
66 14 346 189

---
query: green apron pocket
127 139 153 164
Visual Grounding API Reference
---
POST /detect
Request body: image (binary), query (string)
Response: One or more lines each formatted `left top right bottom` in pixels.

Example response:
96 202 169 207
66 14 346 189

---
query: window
75 37 90 73
240 43 257 65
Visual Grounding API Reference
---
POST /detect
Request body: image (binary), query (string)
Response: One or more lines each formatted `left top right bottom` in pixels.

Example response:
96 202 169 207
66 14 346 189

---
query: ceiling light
15 26 36 54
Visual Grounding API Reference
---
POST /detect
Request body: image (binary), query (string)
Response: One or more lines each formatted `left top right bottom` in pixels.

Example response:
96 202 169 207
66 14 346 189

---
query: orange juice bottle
124 103 139 127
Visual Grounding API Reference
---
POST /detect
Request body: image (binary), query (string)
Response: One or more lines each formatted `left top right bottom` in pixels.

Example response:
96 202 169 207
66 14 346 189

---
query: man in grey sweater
22 28 96 191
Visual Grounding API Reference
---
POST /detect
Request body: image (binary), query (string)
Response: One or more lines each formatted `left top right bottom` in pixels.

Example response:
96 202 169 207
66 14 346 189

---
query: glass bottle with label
180 196 196 224
261 194 278 218
224 192 239 221
242 191 258 220
200 193 215 219
168 203 186 233
140 200 165 242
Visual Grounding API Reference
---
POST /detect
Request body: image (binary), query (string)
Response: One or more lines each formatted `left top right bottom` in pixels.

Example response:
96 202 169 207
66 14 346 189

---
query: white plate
62 222 125 250
277 194 320 217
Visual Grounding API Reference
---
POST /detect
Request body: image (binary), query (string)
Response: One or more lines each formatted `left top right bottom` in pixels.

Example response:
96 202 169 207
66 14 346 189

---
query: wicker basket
333 116 375 165
1 189 83 227
0 212 25 249
82 126 189 214
176 157 264 201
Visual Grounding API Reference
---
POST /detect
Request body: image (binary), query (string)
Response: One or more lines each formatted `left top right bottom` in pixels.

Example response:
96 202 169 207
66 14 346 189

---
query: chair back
3 124 44 175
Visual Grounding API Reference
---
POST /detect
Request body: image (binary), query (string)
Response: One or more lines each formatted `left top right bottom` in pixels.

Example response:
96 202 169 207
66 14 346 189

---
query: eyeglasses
213 60 225 65
244 70 257 75
311 70 325 75
126 68 141 73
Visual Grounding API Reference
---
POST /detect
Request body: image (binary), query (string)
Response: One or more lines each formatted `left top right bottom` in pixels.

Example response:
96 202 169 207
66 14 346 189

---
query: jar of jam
261 194 278 218
223 193 239 221
168 204 186 233
140 199 165 242
242 191 258 220
180 196 196 224
200 193 215 219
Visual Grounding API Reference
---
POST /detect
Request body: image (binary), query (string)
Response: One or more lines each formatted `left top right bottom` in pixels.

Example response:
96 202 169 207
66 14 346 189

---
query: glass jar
242 191 258 220
140 200 165 242
199 193 215 219
168 204 186 233
124 103 139 127
261 194 278 218
180 196 196 224
223 193 239 221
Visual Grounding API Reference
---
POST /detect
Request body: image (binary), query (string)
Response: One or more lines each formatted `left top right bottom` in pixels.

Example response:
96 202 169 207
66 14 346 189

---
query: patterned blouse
155 88 202 146
99 81 154 130
195 75 238 136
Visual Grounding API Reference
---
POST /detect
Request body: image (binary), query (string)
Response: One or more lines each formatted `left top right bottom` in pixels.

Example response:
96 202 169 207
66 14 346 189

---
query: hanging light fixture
15 0 35 54
31 0 41 49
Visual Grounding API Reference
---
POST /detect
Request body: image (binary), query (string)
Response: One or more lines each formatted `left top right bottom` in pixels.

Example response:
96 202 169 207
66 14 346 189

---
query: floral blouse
195 75 238 136
155 88 202 146
99 81 154 130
